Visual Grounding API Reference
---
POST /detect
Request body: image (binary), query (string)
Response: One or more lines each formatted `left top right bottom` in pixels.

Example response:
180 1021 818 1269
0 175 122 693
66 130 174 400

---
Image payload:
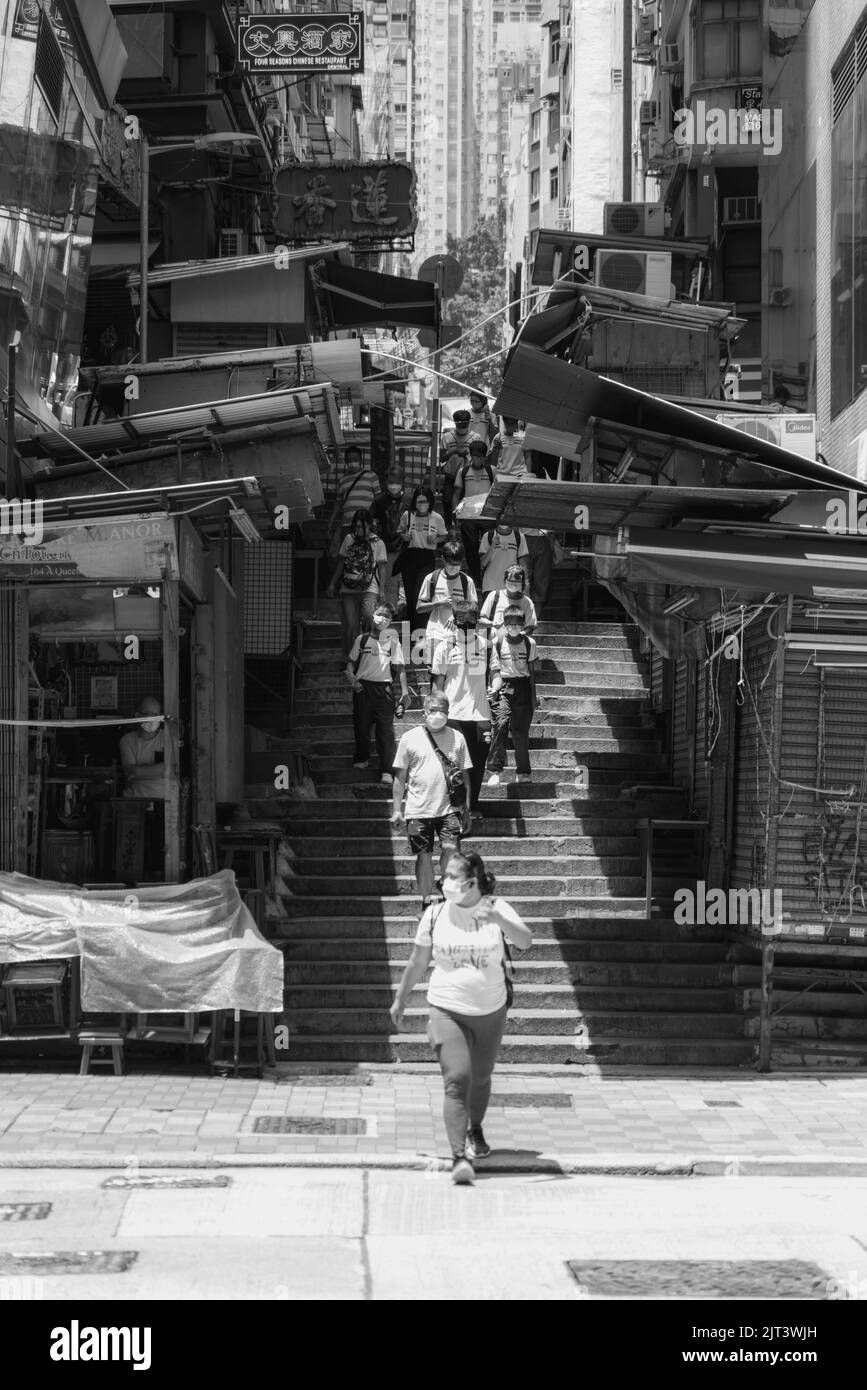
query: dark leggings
428 1003 508 1158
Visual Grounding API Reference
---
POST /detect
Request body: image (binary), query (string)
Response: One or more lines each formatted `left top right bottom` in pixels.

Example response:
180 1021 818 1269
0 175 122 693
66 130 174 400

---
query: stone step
307 740 665 765
277 938 725 964
285 959 735 985
275 1034 756 1065
289 710 659 732
284 834 642 856
274 916 723 943
283 983 740 1012
279 895 664 920
282 1006 748 1039
281 818 651 839
302 652 648 676
751 1014 867 1040
259 792 687 817
300 621 640 643
288 853 660 878
282 873 684 897
742 987 867 1018
301 631 642 654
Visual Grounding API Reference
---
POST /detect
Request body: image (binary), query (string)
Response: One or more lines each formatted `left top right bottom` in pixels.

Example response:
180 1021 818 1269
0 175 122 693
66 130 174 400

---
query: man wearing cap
439 411 482 527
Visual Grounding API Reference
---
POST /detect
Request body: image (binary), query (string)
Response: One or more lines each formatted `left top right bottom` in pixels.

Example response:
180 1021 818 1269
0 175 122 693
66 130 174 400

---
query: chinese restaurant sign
0 515 176 582
236 12 363 73
275 162 416 242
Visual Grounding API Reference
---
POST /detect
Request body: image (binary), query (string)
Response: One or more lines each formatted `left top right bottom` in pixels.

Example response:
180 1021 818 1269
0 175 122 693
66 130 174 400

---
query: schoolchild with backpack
416 539 479 670
486 604 539 787
393 484 448 636
346 600 409 786
478 564 538 636
326 508 388 659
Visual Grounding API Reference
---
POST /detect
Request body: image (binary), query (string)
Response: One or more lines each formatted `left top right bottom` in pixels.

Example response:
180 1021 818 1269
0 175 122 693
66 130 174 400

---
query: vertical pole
139 138 149 365
429 259 444 495
162 571 180 882
192 599 216 870
758 939 775 1072
5 333 21 497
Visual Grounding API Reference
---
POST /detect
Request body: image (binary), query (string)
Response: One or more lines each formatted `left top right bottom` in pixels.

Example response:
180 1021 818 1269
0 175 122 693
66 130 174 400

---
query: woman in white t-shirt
395 485 448 635
389 850 532 1185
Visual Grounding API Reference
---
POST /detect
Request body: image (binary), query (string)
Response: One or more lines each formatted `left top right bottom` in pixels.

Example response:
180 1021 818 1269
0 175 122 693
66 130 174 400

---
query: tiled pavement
1 1068 867 1170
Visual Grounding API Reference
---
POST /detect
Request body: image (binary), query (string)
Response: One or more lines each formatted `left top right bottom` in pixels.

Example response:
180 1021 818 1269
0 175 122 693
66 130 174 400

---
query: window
697 0 761 81
530 109 541 143
530 169 540 201
550 23 560 65
549 168 559 201
830 19 867 415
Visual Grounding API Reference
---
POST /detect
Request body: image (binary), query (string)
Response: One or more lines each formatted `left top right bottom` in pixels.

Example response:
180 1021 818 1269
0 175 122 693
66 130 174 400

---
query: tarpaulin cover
0 871 284 1013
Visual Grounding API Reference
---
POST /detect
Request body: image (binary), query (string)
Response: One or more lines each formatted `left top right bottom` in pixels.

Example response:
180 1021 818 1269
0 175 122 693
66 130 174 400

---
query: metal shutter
730 632 777 916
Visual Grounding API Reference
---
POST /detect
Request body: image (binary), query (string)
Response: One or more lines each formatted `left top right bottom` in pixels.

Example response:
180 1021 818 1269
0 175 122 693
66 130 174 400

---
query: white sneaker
487 773 502 787
380 773 393 786
516 772 532 782
352 760 369 769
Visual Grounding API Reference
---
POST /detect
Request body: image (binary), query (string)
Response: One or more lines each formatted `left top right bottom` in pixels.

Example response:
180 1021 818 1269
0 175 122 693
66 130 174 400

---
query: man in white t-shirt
391 692 473 908
431 626 491 812
479 523 529 593
488 417 527 478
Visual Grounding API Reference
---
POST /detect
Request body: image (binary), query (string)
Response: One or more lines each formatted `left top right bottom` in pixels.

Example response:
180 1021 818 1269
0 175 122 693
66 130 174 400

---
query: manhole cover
566 1260 830 1299
276 1075 374 1088
704 1100 742 1108
253 1117 366 1134
0 1251 138 1276
103 1175 231 1190
0 1204 51 1222
489 1093 572 1108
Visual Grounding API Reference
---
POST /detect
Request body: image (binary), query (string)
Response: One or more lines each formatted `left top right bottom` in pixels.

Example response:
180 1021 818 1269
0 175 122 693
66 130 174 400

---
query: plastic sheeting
0 871 284 1014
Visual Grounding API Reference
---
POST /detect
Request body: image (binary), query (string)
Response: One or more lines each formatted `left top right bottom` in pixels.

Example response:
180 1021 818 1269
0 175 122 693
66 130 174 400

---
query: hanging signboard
275 161 416 242
0 514 176 582
235 12 364 74
12 0 72 49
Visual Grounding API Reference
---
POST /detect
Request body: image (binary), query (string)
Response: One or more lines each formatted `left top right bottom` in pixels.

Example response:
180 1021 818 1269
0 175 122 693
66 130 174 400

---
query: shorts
407 813 464 855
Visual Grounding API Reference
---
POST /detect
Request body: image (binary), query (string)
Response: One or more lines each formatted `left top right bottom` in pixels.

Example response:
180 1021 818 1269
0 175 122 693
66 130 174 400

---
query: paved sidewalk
1 1067 867 1172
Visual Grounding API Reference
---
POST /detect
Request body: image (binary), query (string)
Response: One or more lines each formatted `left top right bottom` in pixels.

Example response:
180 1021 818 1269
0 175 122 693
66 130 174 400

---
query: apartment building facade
412 0 475 265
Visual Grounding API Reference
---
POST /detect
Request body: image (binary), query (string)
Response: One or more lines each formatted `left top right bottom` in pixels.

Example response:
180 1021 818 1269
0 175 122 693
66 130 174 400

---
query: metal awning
312 260 440 332
126 243 351 289
479 479 801 534
495 345 867 496
19 384 344 464
35 477 280 532
596 528 867 598
90 239 160 275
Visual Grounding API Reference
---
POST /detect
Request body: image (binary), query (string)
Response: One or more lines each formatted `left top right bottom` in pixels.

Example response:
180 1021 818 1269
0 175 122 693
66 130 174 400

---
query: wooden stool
79 1029 126 1076
218 833 278 898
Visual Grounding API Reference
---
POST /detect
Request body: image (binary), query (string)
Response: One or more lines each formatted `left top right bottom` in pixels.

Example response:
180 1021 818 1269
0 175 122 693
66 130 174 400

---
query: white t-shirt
119 727 166 800
458 462 494 500
480 590 537 631
339 532 387 595
419 569 479 644
479 530 529 592
347 629 405 681
400 510 447 550
415 896 529 1015
491 432 527 477
431 634 490 722
393 724 472 819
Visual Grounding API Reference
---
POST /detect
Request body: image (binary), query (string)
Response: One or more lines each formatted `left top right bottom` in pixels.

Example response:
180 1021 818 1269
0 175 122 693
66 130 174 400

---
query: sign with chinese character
275 162 416 242
12 0 71 49
0 515 175 582
236 12 363 74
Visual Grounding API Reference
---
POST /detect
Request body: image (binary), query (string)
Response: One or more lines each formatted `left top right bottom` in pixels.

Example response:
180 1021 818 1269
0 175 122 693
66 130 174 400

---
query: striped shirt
348 629 405 682
338 469 381 527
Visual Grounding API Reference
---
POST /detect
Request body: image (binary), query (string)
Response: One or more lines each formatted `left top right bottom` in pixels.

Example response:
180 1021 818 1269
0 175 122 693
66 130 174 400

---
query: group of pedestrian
322 420 543 1183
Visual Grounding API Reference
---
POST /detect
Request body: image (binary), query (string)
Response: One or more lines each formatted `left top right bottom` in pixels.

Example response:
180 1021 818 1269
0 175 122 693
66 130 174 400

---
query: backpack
421 569 469 605
459 460 494 491
342 537 376 591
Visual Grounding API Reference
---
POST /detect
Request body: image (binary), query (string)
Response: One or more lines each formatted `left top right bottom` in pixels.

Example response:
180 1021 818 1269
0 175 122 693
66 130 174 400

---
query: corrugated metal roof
126 243 352 288
19 385 344 462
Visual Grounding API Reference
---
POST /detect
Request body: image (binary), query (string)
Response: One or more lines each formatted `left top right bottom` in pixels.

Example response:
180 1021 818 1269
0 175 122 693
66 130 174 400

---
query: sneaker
465 1126 491 1160
380 773 393 786
352 760 369 769
487 772 502 787
451 1157 475 1186
516 772 532 782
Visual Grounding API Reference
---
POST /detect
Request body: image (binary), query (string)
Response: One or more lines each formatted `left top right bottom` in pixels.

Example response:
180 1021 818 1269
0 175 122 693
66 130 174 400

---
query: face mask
444 564 461 576
506 587 522 600
505 627 522 639
471 458 486 468
442 879 476 905
140 719 160 734
426 711 448 731
387 485 402 496
416 500 430 511
373 615 389 628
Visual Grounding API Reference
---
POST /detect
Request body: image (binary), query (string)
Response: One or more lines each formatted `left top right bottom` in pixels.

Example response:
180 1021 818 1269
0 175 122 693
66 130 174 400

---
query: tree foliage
439 212 508 396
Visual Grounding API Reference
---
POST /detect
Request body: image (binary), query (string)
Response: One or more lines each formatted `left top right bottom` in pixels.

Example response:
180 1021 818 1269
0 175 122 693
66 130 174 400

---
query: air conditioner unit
594 250 672 298
768 287 793 308
714 412 818 460
603 201 666 238
722 196 760 224
660 42 683 70
639 100 659 125
219 228 248 258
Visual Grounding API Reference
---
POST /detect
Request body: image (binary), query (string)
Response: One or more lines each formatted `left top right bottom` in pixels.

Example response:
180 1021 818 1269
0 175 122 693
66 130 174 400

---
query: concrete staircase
257 570 753 1067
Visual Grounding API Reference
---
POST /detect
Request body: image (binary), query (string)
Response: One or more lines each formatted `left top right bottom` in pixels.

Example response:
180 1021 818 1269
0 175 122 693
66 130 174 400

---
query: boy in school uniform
346 600 409 786
486 604 539 787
